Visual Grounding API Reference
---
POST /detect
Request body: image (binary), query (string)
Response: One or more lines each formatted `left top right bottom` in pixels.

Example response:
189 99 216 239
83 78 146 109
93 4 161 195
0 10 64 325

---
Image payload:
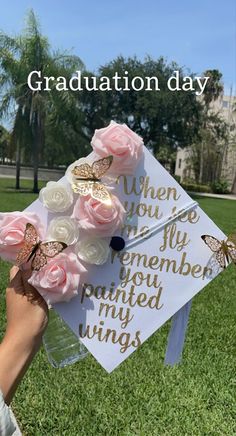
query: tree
78 56 203 160
0 125 10 164
188 114 228 184
43 84 91 167
197 69 224 183
230 101 236 194
0 10 84 191
201 69 224 107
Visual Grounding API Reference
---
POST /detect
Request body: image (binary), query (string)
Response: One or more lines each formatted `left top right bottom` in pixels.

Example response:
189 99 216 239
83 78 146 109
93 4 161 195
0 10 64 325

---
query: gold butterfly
201 234 236 269
71 155 113 205
16 223 67 271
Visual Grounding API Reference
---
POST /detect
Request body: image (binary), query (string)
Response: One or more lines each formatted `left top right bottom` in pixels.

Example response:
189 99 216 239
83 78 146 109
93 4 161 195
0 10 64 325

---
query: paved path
0 174 33 179
1 173 236 201
188 191 236 201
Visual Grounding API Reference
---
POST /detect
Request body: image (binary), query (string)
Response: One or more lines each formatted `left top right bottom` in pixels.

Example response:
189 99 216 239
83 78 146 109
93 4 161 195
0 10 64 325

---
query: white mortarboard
25 146 227 373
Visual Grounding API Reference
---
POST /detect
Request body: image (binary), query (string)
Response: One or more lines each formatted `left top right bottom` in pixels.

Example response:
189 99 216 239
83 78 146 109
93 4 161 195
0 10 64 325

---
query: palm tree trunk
33 132 39 193
199 141 204 184
232 172 236 194
32 112 42 193
15 140 21 190
33 153 39 193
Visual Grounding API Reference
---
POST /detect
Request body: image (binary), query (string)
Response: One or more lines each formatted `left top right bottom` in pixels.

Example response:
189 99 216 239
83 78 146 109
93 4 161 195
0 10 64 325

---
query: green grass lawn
0 178 236 435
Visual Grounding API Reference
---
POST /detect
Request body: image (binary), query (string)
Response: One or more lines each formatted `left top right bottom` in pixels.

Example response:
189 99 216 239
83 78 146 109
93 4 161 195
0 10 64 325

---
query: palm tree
0 124 10 164
198 69 224 183
0 10 84 192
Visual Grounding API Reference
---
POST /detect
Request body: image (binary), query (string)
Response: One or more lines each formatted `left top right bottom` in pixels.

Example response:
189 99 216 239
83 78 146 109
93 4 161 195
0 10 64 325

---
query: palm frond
0 32 20 52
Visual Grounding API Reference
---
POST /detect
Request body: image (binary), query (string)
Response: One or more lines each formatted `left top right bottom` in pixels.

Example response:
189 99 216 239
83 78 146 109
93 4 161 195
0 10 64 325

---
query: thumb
21 269 49 313
8 266 23 293
9 265 20 282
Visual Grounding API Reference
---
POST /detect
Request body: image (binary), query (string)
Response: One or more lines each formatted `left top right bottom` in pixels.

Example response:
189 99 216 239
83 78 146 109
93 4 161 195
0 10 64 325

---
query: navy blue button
110 236 125 251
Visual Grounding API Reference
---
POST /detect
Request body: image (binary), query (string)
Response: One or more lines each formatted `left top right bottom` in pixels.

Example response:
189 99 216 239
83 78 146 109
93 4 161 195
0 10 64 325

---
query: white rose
47 217 79 245
76 237 110 265
39 181 73 212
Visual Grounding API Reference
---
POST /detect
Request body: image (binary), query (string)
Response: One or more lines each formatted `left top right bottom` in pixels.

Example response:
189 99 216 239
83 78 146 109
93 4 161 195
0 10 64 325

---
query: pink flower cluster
28 250 86 305
0 121 144 305
0 212 44 262
72 194 125 237
91 120 144 174
70 120 143 237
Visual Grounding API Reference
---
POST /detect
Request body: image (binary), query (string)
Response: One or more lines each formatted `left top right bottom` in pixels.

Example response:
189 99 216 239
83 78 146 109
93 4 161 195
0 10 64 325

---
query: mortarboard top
25 143 227 373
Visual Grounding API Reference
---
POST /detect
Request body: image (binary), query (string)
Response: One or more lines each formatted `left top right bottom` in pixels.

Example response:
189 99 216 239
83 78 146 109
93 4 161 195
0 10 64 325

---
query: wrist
3 329 43 355
0 334 42 405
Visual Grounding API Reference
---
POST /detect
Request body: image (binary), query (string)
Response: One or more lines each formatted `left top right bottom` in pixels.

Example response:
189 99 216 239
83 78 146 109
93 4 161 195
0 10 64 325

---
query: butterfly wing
72 163 95 180
215 250 226 269
39 241 67 257
31 241 67 271
92 182 112 204
201 234 226 269
16 223 39 266
31 249 48 271
24 223 39 244
201 235 222 252
227 234 236 247
226 236 236 265
72 180 93 196
92 156 113 179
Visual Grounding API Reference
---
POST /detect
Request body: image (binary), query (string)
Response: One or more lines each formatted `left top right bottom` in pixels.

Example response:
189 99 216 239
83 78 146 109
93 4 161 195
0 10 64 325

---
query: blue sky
0 0 235 94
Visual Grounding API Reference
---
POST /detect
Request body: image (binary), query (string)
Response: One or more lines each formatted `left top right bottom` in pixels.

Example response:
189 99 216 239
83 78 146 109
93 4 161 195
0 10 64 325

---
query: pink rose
91 121 144 174
0 212 44 263
72 194 125 237
28 250 87 305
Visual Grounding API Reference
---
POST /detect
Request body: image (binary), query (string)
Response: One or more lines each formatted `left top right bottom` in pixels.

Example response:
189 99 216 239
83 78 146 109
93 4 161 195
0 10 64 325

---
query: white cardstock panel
26 147 226 373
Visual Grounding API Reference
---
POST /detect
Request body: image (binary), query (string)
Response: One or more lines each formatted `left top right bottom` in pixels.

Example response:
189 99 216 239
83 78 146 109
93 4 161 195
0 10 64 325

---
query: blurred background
0 0 235 194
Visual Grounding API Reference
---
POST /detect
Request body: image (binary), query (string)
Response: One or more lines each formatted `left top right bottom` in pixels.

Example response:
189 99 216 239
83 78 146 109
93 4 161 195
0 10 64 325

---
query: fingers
21 268 33 282
21 270 38 297
9 265 20 282
8 266 48 313
8 266 23 292
21 270 49 312
9 266 33 292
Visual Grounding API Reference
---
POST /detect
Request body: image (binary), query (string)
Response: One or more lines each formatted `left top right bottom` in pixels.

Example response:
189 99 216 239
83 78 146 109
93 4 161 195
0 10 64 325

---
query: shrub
181 182 212 193
182 178 196 184
173 174 181 183
211 179 229 194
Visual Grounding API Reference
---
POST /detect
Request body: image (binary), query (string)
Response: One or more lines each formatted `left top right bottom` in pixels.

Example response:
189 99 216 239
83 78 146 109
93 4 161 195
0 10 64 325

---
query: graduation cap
23 122 231 373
